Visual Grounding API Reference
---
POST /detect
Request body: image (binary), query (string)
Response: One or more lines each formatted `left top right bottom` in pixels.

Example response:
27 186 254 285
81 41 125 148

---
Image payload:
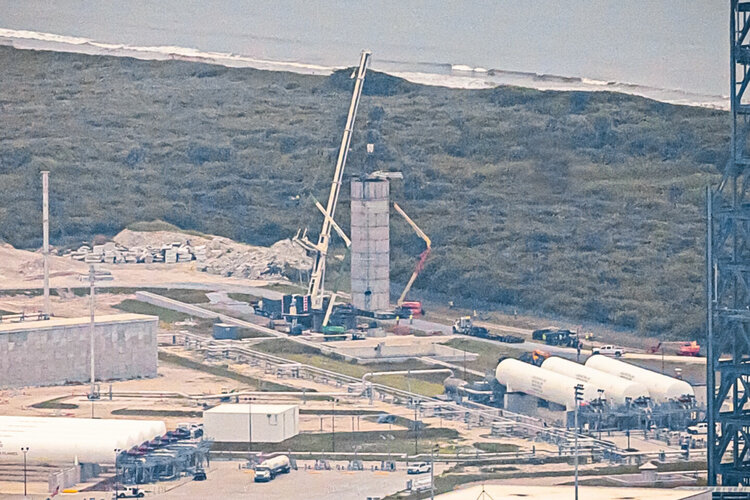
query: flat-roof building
203 404 299 443
0 313 158 388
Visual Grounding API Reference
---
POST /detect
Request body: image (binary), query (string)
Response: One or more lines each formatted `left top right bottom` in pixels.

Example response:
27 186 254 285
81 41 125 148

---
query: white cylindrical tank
541 357 650 405
585 355 694 403
495 359 600 410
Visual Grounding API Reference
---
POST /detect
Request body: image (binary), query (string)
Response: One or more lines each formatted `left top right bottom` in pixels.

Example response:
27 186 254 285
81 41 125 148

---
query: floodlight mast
308 50 371 310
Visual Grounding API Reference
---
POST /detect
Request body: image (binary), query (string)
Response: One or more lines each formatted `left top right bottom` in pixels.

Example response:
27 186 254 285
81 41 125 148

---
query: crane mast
308 50 371 310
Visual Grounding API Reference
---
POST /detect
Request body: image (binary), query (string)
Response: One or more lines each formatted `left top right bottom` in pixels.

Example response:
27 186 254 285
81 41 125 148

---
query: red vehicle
678 341 701 357
399 301 423 316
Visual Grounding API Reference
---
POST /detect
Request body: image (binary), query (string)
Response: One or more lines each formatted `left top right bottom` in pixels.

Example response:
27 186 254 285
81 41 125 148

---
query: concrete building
203 404 299 443
0 313 158 389
350 176 390 312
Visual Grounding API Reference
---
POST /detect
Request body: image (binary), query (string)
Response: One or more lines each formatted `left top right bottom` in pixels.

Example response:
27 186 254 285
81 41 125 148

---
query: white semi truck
254 455 291 482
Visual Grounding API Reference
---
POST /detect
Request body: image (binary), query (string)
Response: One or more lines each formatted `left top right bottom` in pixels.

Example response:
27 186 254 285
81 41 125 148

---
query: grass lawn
116 299 192 323
251 339 448 397
443 338 526 373
213 427 461 455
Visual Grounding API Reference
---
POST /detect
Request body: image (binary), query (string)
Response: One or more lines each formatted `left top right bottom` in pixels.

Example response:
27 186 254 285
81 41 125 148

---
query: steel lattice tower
707 1 750 486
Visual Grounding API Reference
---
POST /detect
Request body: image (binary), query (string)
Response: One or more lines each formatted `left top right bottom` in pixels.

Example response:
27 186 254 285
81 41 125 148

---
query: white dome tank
585 355 694 403
542 356 650 405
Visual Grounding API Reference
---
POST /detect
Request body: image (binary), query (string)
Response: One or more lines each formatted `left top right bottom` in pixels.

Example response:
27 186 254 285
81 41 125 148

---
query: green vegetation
212 427 460 455
443 338 525 374
115 299 192 323
0 46 726 339
31 396 79 410
0 286 208 303
251 339 447 396
0 309 17 315
472 442 519 453
111 408 203 418
226 292 260 303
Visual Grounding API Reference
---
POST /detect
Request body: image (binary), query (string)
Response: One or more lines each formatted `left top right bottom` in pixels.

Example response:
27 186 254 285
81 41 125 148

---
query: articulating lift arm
393 202 432 306
305 50 371 310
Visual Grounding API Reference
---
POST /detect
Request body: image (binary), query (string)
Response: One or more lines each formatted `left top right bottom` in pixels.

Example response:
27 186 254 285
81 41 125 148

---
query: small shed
639 461 658 482
213 323 238 340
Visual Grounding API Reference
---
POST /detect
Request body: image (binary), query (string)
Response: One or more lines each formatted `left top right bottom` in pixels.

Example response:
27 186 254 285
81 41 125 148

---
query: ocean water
0 0 730 107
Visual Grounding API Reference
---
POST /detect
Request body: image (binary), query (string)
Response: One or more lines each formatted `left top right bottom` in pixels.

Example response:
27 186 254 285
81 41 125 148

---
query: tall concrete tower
350 177 390 312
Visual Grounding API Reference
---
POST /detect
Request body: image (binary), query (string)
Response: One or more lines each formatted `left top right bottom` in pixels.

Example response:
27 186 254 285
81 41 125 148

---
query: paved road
152 460 430 500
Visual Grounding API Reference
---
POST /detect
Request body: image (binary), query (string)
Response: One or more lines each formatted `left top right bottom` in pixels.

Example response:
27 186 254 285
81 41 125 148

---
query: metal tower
706 1 750 485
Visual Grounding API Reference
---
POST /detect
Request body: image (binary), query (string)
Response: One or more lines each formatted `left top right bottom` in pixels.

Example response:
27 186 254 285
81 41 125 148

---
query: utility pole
88 264 98 405
248 397 253 462
113 448 121 498
41 171 50 317
574 384 583 500
21 446 29 497
430 444 438 500
331 398 336 452
414 400 420 455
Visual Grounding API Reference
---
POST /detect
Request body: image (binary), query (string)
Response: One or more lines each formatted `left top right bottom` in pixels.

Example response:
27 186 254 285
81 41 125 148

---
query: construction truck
452 316 489 337
677 341 701 357
531 327 579 347
393 202 431 317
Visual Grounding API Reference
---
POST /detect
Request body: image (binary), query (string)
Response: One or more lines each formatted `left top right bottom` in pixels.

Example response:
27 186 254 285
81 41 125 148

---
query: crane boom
308 50 371 310
393 203 431 247
393 202 432 306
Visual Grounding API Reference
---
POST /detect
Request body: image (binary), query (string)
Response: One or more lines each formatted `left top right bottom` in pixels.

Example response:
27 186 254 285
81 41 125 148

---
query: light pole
573 384 583 500
430 444 438 500
414 400 421 456
21 446 29 497
331 398 337 452
247 396 253 465
113 448 121 498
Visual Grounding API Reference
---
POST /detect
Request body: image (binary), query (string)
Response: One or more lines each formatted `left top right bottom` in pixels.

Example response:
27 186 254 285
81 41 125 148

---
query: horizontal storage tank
495 359 601 410
541 357 650 405
585 355 694 403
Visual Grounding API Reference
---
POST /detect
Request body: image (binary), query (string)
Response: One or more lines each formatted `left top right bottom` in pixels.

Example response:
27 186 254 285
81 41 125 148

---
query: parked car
592 345 625 357
407 462 431 475
687 422 708 435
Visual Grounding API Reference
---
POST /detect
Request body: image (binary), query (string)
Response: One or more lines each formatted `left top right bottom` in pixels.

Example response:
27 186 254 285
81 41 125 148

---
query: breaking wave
0 28 728 109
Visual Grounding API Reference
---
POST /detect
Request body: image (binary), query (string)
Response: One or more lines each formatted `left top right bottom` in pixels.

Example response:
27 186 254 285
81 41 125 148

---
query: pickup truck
407 462 431 475
687 422 708 435
592 345 625 357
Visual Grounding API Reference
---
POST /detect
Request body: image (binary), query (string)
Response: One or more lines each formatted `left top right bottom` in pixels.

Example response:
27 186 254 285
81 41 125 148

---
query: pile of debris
64 229 313 281
67 241 199 264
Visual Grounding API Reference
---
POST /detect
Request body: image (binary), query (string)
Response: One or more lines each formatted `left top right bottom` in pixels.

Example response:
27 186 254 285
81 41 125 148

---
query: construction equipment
531 327 579 347
518 349 551 367
677 341 701 357
295 50 371 318
452 316 489 337
393 202 431 314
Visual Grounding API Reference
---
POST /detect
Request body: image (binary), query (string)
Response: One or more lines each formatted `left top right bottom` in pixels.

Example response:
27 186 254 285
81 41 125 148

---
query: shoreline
0 27 728 110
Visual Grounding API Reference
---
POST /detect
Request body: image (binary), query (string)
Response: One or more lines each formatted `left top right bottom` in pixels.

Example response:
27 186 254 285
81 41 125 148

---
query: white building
0 416 166 464
203 404 299 443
